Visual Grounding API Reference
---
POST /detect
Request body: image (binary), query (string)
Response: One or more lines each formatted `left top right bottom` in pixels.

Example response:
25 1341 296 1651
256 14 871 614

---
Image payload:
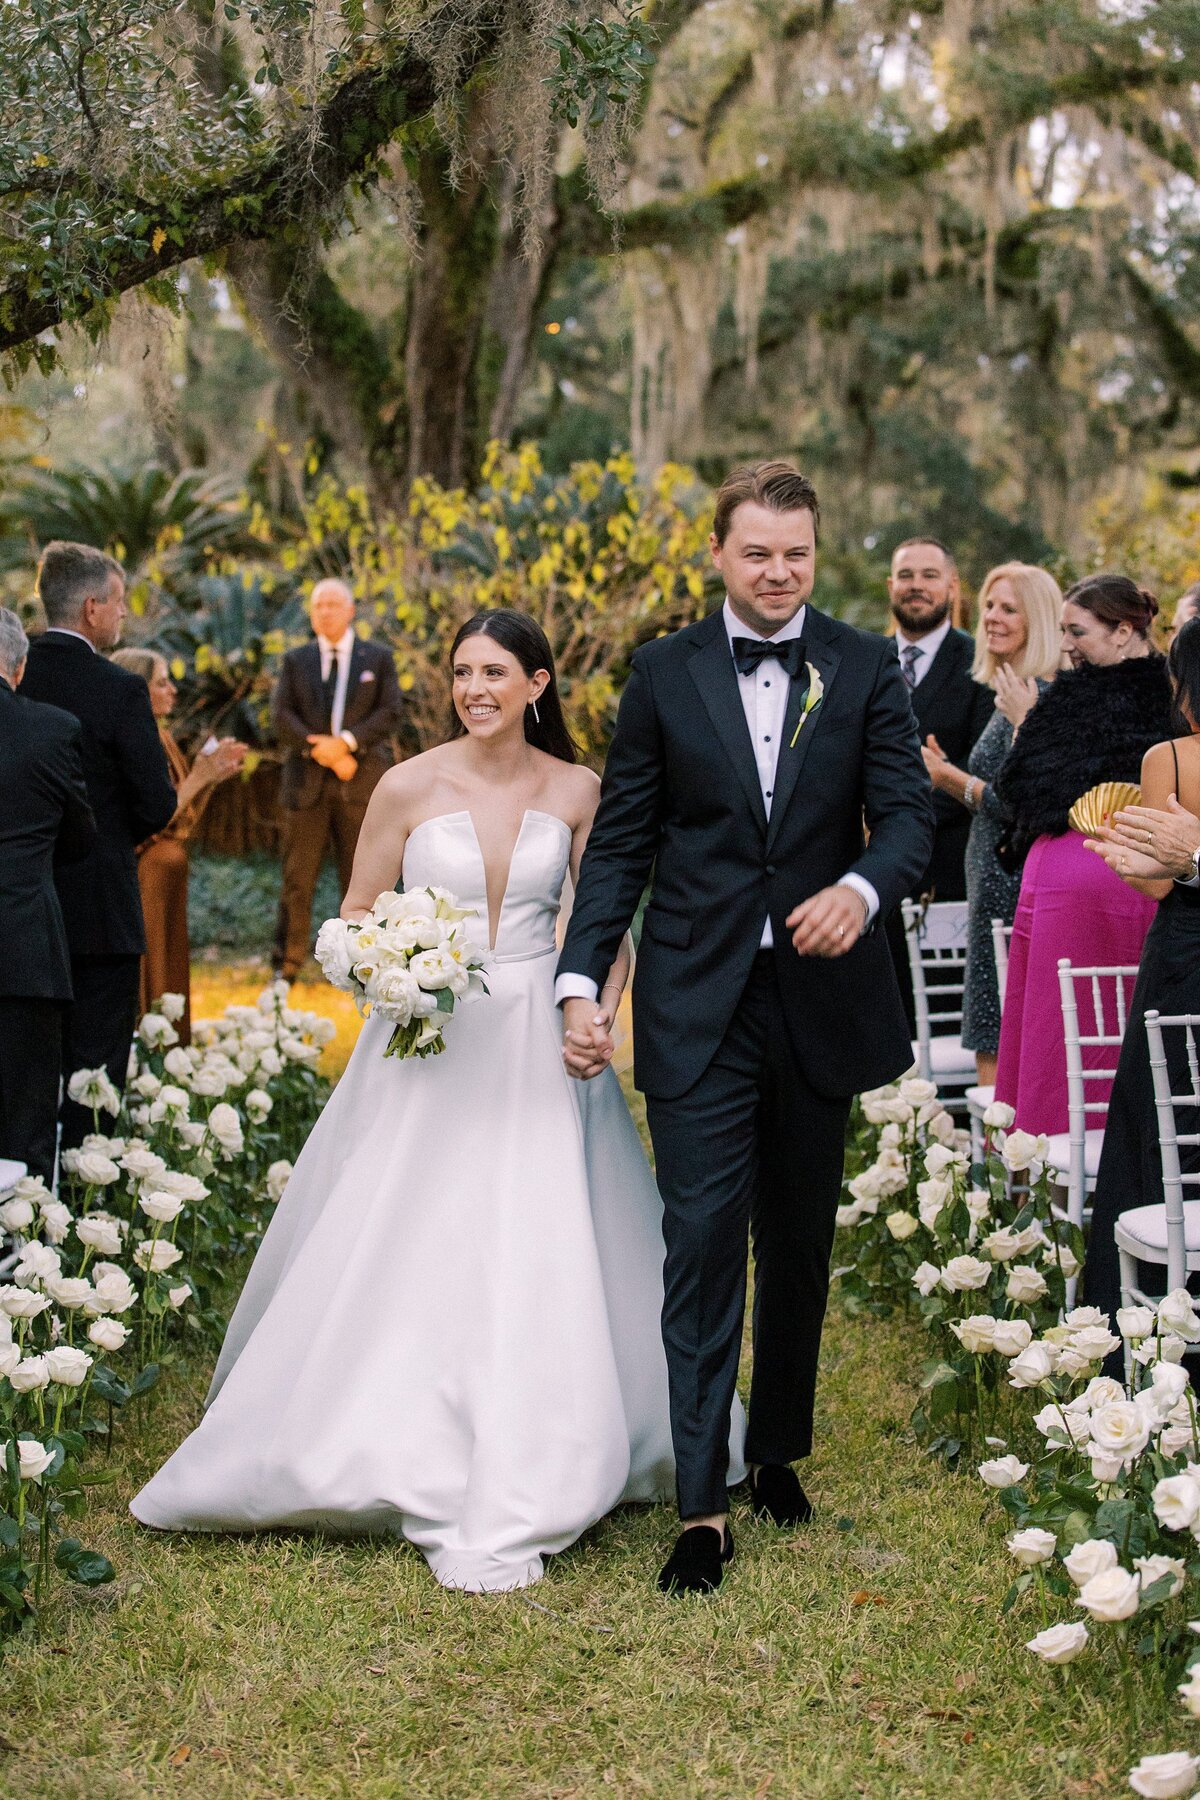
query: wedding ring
838 925 845 937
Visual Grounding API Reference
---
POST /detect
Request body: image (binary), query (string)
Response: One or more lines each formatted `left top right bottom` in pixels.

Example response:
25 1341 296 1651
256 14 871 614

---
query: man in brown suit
271 580 404 978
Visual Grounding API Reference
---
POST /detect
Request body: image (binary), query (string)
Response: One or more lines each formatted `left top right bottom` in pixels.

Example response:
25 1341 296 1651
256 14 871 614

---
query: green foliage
189 851 341 952
546 1 656 130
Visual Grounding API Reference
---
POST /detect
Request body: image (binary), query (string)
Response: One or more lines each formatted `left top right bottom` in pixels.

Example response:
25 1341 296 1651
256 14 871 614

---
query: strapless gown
131 810 746 1590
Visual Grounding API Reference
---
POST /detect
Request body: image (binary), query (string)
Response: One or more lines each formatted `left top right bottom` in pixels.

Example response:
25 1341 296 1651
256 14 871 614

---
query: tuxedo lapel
686 619 768 837
764 613 842 853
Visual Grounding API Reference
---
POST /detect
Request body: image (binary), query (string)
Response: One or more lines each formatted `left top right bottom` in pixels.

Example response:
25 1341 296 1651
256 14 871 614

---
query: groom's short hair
713 461 821 546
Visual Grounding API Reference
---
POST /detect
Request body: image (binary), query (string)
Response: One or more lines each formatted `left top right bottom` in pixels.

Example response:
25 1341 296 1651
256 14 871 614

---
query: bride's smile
452 639 548 740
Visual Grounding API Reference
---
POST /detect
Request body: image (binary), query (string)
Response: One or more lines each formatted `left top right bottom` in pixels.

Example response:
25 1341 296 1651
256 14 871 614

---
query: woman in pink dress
992 575 1173 1134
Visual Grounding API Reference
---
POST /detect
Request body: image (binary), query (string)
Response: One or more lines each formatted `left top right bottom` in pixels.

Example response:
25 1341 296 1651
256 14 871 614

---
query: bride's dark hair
448 609 579 765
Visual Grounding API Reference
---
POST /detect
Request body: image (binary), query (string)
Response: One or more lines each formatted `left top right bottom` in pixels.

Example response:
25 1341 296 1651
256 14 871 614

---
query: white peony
1127 1750 1200 1798
87 1316 130 1353
1063 1538 1119 1588
978 1454 1029 1489
1076 1565 1141 1621
1025 1621 1088 1664
1008 1527 1056 1567
45 1346 91 1387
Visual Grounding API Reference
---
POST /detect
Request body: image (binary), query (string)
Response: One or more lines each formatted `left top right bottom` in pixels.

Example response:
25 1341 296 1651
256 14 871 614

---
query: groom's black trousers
645 952 851 1519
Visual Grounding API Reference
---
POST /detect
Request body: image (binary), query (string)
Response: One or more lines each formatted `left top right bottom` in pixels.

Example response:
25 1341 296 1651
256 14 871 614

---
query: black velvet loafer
749 1464 813 1527
657 1525 734 1595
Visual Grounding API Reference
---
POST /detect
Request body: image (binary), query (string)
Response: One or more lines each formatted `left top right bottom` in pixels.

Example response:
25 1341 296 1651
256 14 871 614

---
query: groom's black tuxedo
559 603 933 1517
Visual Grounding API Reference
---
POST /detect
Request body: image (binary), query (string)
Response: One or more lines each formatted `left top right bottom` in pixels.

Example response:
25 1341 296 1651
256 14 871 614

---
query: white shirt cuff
339 730 357 752
555 974 600 1006
838 873 880 926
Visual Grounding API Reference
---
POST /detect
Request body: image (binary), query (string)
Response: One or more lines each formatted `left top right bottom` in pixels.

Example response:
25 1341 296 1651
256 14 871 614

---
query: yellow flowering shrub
283 442 719 757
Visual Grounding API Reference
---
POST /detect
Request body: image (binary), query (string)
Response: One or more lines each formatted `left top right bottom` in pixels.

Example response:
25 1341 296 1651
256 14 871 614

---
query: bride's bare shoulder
373 745 457 815
540 756 601 826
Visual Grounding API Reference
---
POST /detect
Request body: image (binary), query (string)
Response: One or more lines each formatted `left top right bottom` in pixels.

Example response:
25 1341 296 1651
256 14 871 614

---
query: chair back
991 918 1013 1017
1144 1009 1200 1292
903 899 969 1083
1056 959 1138 1227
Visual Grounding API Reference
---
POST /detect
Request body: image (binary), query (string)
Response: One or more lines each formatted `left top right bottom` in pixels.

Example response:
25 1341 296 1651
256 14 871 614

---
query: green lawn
4 1291 1156 1799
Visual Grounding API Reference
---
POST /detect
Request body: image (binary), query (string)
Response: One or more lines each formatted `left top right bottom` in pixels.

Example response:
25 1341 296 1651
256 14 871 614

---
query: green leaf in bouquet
53 1538 116 1587
432 987 456 1011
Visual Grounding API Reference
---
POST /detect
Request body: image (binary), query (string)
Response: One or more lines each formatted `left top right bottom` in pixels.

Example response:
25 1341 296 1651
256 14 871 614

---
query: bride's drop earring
531 698 541 724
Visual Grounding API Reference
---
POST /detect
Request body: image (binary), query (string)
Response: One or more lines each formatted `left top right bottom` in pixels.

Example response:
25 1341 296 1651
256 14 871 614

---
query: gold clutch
1067 780 1141 835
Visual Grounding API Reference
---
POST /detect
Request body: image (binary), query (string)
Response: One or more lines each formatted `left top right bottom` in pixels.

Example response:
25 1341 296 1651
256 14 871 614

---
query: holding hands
562 994 617 1081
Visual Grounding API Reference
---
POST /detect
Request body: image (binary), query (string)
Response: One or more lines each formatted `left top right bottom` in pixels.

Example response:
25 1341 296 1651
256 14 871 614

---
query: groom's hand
787 884 868 958
562 997 614 1081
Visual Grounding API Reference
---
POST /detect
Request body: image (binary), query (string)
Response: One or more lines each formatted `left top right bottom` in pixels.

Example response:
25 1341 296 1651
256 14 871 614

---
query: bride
131 608 745 1590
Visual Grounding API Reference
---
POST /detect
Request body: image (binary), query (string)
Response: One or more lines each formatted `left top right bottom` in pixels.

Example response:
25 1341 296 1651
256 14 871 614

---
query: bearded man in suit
271 579 404 979
20 542 177 1149
557 462 934 1595
884 537 993 1028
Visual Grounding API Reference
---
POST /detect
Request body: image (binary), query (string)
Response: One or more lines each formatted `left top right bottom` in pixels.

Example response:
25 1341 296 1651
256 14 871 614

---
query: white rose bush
0 985 329 1634
314 886 488 1060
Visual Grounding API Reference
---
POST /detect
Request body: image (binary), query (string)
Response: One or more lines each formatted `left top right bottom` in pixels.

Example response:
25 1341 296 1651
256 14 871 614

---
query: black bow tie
731 635 805 679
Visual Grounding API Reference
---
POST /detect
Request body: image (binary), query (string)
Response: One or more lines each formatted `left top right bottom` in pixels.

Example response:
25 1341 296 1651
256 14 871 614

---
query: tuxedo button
766 863 777 876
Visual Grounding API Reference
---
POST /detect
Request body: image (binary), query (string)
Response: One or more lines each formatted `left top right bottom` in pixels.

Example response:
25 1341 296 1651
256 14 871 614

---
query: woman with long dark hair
992 574 1173 1134
133 607 745 1588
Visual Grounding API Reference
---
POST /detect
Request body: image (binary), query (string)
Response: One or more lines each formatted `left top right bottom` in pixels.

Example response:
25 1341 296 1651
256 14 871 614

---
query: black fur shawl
995 654 1173 858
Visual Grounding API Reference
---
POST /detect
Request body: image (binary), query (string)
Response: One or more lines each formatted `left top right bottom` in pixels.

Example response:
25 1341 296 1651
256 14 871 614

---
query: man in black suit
884 537 993 1028
20 542 177 1149
0 607 98 1179
557 463 933 1594
271 579 404 978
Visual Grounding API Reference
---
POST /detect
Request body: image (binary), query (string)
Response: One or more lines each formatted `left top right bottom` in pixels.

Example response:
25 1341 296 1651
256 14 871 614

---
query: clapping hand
993 663 1039 729
921 731 955 792
1087 798 1200 882
196 737 247 786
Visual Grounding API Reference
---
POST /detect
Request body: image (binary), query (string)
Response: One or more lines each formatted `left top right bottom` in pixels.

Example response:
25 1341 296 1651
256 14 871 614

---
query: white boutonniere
789 667 824 748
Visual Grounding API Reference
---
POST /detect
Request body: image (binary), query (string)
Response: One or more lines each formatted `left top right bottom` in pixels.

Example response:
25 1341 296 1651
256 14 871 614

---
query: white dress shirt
318 628 357 749
894 615 951 688
555 598 878 1006
43 627 96 652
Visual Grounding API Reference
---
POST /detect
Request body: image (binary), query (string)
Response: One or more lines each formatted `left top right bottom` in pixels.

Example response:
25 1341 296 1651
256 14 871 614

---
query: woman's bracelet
601 982 624 998
963 776 982 811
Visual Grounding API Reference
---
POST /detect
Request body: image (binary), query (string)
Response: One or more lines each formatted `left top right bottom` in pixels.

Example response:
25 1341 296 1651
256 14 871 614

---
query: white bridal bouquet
315 887 489 1060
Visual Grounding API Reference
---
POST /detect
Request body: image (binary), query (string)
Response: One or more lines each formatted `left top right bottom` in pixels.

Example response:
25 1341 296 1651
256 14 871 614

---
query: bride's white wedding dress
131 810 745 1590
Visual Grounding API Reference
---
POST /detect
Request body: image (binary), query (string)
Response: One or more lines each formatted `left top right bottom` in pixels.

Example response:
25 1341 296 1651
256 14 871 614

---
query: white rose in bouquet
1127 1750 1200 1797
139 1190 185 1224
266 1161 292 1202
0 1194 35 1232
951 1315 997 1353
134 1239 183 1274
0 1285 51 1320
1134 1554 1187 1599
66 1065 122 1116
978 1454 1029 1488
75 1214 124 1255
46 1274 95 1311
941 1255 992 1292
992 1319 1034 1358
315 917 359 991
884 1211 918 1242
1159 1290 1200 1342
911 1261 942 1298
45 1346 92 1387
1006 1264 1049 1306
10 1355 50 1392
1008 1526 1056 1566
91 1263 137 1313
88 1316 131 1352
1063 1538 1118 1587
1025 1621 1088 1664
1153 1473 1200 1533
1076 1565 1141 1621
17 1438 54 1482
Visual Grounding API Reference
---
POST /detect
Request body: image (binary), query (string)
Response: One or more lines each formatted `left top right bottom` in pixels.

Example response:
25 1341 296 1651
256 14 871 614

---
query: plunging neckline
406 809 572 951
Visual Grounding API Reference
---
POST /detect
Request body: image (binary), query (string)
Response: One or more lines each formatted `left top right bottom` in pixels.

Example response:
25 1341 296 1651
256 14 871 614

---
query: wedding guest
992 574 1174 1135
919 564 1063 1083
112 649 247 1043
271 579 404 980
1170 583 1200 644
0 608 96 1182
19 542 176 1149
883 538 993 1028
1081 619 1200 1333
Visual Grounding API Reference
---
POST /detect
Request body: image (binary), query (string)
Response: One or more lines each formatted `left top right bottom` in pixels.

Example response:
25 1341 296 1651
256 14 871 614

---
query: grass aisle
5 1299 1137 1800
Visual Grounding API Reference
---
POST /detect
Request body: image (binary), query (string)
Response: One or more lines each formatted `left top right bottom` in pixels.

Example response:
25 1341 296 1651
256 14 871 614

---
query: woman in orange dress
112 650 246 1043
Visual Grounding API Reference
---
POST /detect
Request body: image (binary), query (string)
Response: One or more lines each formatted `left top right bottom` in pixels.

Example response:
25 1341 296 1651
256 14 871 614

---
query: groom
557 461 933 1594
